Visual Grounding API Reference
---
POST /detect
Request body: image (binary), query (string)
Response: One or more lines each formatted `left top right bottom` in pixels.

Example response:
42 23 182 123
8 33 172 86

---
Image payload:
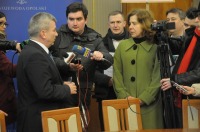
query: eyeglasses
0 22 8 27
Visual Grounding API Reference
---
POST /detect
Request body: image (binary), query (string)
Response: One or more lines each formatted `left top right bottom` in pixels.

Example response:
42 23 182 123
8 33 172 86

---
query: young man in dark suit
16 12 77 132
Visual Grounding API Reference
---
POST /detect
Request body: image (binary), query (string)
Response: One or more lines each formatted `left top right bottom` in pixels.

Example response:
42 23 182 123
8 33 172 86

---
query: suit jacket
17 40 72 132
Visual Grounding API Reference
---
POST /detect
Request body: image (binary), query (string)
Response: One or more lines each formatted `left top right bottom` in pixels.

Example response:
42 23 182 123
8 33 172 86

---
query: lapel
29 41 63 82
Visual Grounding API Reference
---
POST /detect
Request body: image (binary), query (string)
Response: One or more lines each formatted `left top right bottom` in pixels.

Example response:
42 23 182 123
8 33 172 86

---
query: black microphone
61 51 69 58
20 39 29 49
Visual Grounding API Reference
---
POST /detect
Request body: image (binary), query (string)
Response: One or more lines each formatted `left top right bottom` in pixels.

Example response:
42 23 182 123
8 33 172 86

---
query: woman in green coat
113 9 164 129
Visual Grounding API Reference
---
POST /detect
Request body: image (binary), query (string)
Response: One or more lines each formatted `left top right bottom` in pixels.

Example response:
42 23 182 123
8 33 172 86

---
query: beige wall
83 0 196 36
83 0 121 37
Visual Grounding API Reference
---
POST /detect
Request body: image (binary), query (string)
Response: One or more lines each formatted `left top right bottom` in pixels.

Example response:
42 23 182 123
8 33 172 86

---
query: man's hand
160 78 172 91
91 51 103 61
108 78 113 87
69 63 83 71
63 81 77 94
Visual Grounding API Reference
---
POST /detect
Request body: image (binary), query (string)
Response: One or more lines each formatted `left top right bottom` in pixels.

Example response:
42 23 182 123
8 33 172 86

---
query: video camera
151 20 175 31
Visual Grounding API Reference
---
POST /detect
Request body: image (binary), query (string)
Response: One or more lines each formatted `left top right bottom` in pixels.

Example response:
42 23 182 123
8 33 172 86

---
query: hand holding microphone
69 63 83 71
62 51 83 71
72 45 104 61
16 43 22 52
90 51 104 61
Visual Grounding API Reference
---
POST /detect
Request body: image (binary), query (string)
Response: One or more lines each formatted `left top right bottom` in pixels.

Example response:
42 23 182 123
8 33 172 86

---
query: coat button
131 59 135 65
131 76 135 82
133 45 137 50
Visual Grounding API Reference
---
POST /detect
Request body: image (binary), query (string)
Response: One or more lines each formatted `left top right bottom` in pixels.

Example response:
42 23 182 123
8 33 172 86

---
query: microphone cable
11 51 18 78
126 90 162 115
83 70 90 128
10 51 18 95
75 59 90 129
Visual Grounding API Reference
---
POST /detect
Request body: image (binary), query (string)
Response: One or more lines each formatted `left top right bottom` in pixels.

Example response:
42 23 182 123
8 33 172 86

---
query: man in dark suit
16 12 77 132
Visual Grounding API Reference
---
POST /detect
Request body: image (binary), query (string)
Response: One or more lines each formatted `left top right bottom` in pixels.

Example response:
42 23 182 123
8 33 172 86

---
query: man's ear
40 30 47 39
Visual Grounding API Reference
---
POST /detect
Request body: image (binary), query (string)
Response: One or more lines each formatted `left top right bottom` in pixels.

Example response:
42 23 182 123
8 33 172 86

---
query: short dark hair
66 2 88 20
0 11 6 19
186 7 198 19
108 10 125 20
166 8 185 20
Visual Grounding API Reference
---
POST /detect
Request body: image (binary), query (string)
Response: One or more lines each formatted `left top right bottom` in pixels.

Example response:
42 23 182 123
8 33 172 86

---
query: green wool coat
113 38 164 129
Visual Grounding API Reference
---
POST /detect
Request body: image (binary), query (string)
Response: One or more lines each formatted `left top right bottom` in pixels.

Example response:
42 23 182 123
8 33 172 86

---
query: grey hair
28 12 56 38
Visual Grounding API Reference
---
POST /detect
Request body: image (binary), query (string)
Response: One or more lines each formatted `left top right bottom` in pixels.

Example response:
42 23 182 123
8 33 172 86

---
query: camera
151 20 175 31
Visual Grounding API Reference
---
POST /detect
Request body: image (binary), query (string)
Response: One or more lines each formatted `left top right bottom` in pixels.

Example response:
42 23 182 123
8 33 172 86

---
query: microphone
72 45 106 60
61 51 69 58
20 39 29 49
72 45 92 58
72 45 112 66
64 52 76 64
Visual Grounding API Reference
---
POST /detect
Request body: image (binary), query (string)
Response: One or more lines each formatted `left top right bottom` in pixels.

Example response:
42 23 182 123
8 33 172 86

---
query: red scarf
174 27 200 108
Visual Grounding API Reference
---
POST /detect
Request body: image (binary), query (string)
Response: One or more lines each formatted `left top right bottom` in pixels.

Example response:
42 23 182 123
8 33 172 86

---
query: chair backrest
41 107 82 132
0 111 6 132
102 99 142 131
182 99 200 129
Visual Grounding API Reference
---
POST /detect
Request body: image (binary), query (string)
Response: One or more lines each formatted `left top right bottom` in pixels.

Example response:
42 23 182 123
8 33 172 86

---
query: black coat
17 41 72 132
50 25 113 89
0 40 17 51
171 27 200 86
50 24 113 107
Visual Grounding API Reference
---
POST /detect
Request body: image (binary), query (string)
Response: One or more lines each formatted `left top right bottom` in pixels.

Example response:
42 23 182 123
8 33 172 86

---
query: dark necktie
49 53 55 64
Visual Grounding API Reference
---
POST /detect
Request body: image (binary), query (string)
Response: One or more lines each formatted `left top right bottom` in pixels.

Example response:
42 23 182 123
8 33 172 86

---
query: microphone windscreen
65 52 76 63
72 45 91 58
20 39 29 49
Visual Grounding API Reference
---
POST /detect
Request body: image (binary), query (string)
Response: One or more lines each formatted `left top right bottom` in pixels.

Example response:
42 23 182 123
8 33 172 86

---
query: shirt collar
30 39 49 54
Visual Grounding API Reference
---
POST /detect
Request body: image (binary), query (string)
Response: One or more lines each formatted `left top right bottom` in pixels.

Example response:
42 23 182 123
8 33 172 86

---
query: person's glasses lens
0 22 8 27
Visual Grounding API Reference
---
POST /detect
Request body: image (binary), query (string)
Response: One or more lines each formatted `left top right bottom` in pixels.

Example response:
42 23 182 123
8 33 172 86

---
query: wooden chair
0 110 6 132
41 107 82 132
182 99 200 129
102 99 142 131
